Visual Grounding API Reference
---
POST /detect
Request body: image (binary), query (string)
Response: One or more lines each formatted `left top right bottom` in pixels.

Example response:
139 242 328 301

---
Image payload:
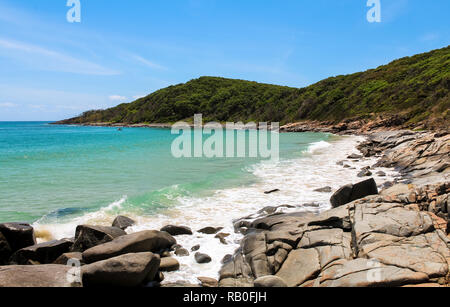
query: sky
0 0 448 121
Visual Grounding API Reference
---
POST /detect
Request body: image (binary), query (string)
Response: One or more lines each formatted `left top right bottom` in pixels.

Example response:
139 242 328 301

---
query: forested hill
57 46 450 128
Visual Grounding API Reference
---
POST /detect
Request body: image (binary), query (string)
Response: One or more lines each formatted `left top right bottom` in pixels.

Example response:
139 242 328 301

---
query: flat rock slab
82 230 176 263
0 264 82 287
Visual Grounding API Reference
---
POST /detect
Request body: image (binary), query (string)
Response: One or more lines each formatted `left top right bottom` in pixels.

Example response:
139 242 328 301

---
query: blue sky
0 0 448 121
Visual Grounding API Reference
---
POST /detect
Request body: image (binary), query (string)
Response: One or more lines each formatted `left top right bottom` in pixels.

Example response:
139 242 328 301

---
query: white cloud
109 95 128 102
131 54 167 70
0 102 18 108
0 38 120 76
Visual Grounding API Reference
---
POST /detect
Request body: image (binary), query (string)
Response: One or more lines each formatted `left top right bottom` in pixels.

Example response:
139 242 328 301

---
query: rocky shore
0 128 448 287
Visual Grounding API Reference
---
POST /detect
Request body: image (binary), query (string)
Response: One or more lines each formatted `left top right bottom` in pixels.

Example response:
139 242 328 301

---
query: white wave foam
33 135 399 285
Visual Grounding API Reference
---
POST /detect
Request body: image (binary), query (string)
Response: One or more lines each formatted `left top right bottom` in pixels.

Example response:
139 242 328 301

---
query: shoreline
0 126 448 287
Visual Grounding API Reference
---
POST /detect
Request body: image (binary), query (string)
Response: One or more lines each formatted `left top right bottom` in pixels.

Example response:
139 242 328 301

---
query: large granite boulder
0 264 82 287
72 225 126 252
0 223 36 252
82 230 176 263
112 216 136 230
10 238 74 265
81 252 160 287
0 231 12 265
330 178 378 208
160 225 193 236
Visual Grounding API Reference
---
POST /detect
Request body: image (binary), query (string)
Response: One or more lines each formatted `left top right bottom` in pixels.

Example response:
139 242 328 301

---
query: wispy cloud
0 102 18 108
0 38 120 76
109 95 128 102
130 54 168 70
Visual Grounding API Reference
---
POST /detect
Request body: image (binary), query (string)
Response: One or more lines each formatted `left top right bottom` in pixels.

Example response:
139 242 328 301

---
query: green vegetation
59 46 450 128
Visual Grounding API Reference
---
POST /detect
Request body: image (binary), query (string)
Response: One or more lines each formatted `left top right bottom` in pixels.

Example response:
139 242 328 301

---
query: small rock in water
197 227 223 235
195 252 212 264
347 153 363 159
264 189 280 195
112 216 136 230
358 169 373 177
160 225 193 236
343 164 351 168
159 257 180 272
175 247 190 257
377 171 387 177
314 186 332 193
215 233 230 245
191 245 200 252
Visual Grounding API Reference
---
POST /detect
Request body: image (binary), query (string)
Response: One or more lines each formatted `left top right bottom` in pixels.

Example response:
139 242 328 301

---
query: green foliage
59 46 450 127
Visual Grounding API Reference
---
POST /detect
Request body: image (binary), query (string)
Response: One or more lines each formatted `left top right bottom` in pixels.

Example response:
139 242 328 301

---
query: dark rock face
0 223 36 252
0 232 12 265
72 225 126 252
219 183 450 288
10 238 73 265
0 264 82 287
330 178 378 208
82 252 160 287
197 227 223 235
160 225 193 236
195 252 212 264
82 230 176 264
112 216 136 230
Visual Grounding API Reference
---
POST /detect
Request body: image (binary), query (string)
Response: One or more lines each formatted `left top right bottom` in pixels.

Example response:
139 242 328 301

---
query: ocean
0 121 394 283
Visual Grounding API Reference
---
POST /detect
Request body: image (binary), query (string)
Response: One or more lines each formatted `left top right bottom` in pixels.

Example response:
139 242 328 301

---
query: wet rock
160 225 193 236
254 276 288 287
10 238 73 265
195 252 212 264
376 171 386 177
0 264 82 287
0 232 12 265
357 169 373 177
159 257 180 272
175 247 190 257
330 178 378 208
112 216 136 230
197 227 223 235
215 233 230 245
82 230 176 264
72 225 126 252
191 244 200 252
82 252 160 287
347 154 363 159
0 223 36 252
198 276 218 287
314 186 332 193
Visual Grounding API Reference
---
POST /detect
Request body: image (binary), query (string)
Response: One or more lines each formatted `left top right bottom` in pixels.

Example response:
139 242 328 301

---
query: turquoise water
0 122 332 224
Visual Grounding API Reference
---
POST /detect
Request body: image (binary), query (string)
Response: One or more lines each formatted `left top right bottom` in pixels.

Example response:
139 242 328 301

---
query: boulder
72 225 126 252
330 178 378 208
53 252 83 265
0 223 36 252
0 264 82 287
159 257 180 272
197 227 223 235
160 225 193 236
198 277 218 287
82 230 176 263
10 238 73 265
195 252 212 264
0 231 12 265
82 252 160 287
112 216 136 230
254 276 288 287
